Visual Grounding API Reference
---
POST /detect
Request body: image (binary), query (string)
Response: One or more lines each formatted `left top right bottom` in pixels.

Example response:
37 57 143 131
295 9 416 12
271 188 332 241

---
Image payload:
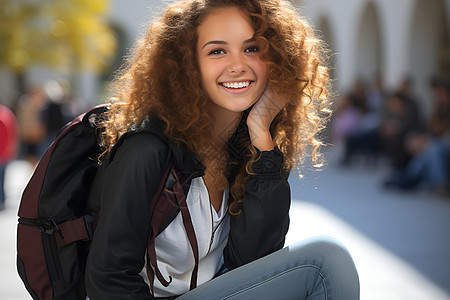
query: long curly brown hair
99 0 331 214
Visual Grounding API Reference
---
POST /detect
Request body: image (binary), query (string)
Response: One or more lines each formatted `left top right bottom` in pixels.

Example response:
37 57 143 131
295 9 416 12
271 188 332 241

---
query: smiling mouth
219 81 252 89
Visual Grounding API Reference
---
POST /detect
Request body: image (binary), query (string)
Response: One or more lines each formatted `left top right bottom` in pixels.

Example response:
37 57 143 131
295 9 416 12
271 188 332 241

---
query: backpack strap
146 162 175 293
172 169 199 291
53 215 95 247
146 162 199 295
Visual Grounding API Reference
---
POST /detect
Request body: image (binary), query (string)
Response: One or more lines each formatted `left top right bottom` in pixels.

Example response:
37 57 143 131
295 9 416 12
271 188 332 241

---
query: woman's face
196 6 268 114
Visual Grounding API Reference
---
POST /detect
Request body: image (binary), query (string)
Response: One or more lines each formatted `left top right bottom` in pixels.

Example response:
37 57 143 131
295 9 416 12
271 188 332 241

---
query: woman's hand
247 84 287 151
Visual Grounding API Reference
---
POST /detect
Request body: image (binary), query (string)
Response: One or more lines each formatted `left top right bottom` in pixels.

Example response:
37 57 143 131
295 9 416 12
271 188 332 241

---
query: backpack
16 105 199 299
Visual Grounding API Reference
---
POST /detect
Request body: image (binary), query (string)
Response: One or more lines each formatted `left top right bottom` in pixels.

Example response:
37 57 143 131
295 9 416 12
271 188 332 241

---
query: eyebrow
201 38 255 49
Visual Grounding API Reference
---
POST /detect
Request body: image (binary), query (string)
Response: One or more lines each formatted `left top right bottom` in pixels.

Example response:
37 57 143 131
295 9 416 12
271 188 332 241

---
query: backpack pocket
17 220 89 300
17 223 52 300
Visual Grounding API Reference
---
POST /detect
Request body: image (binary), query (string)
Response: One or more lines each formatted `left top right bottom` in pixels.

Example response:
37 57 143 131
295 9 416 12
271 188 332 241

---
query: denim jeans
404 138 449 189
175 236 360 300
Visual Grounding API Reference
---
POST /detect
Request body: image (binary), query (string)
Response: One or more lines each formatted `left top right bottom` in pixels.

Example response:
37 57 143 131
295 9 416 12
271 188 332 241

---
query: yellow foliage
71 0 108 14
0 0 116 73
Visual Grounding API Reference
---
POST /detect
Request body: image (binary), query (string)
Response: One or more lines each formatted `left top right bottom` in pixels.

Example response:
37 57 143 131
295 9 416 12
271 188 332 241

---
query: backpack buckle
42 218 64 240
83 215 95 239
41 221 54 235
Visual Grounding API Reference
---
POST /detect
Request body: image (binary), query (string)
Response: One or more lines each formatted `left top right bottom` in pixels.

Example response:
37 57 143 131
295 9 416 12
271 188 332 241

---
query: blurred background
0 0 449 299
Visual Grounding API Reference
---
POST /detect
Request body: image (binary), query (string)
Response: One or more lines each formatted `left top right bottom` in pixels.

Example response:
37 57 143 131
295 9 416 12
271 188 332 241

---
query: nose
227 53 246 74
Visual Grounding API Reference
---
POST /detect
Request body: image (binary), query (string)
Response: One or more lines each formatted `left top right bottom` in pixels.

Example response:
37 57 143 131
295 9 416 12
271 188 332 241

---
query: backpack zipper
19 217 67 292
42 231 66 289
18 217 64 239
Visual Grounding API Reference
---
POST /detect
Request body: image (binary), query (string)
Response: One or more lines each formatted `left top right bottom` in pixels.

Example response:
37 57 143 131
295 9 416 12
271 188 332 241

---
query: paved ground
287 146 450 299
1 148 450 299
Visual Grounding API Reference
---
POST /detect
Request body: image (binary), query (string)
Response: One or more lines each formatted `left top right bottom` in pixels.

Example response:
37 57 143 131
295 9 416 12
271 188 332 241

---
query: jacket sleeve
85 133 171 300
224 147 290 269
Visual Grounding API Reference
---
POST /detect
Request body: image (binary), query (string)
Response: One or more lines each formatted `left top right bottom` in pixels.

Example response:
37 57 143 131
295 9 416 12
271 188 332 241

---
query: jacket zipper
206 209 227 255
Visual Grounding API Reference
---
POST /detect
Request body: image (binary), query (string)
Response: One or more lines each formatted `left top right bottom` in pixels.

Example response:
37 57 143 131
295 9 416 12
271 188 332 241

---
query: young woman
85 0 360 299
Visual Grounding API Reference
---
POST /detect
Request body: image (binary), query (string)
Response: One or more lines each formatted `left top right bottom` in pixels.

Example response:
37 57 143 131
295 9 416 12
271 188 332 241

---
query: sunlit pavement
287 146 450 299
1 154 450 299
286 202 449 299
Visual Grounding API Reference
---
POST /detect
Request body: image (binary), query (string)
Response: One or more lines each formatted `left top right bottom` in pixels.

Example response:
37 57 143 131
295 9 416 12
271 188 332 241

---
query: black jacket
85 116 291 299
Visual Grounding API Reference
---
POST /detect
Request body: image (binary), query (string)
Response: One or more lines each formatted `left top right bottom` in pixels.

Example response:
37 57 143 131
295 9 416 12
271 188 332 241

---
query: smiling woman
84 1 360 299
197 7 268 116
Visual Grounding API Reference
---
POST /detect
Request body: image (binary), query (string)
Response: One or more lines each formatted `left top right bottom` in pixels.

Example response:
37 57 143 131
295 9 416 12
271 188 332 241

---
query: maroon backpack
16 105 199 299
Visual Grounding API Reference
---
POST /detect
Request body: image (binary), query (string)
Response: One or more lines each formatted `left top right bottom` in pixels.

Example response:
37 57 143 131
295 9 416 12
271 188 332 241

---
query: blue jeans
404 138 449 189
175 236 359 300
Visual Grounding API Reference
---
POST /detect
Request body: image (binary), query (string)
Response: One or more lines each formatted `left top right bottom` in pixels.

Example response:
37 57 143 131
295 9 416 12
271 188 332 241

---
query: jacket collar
139 112 250 182
139 116 206 181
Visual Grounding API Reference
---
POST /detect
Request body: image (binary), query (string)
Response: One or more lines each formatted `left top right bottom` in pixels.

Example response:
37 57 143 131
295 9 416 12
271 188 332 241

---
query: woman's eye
208 49 226 55
245 45 259 53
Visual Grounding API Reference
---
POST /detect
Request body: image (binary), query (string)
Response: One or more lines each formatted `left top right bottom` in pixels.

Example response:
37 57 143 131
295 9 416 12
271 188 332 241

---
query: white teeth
221 81 250 89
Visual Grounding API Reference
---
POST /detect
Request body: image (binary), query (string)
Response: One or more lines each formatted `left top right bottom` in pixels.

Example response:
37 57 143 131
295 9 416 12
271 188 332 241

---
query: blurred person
332 80 368 145
378 92 414 168
39 79 72 156
15 85 47 166
378 76 425 170
57 78 87 120
332 92 365 145
0 103 19 210
366 74 385 115
397 76 422 130
338 78 384 165
84 0 359 299
384 78 450 194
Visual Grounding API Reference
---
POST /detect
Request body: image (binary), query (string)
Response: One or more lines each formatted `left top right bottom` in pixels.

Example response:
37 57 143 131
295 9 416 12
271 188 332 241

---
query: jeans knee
312 236 352 260
290 236 349 259
289 236 359 282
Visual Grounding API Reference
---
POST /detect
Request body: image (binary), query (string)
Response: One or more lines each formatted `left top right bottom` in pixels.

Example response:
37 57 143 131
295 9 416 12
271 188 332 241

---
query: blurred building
1 0 448 119
293 0 450 119
109 0 449 119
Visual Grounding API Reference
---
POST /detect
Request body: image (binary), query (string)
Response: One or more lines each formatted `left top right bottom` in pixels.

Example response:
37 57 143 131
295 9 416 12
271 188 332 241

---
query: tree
0 0 116 87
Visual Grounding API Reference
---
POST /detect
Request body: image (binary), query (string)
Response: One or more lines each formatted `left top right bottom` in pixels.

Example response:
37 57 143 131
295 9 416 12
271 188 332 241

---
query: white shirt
147 177 230 297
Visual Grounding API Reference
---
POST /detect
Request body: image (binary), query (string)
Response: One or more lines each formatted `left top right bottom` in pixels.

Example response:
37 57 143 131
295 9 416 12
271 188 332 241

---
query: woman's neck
202 102 242 190
208 103 243 150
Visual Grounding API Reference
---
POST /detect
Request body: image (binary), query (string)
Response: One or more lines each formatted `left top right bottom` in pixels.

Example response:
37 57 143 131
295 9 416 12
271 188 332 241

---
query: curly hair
99 0 331 214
